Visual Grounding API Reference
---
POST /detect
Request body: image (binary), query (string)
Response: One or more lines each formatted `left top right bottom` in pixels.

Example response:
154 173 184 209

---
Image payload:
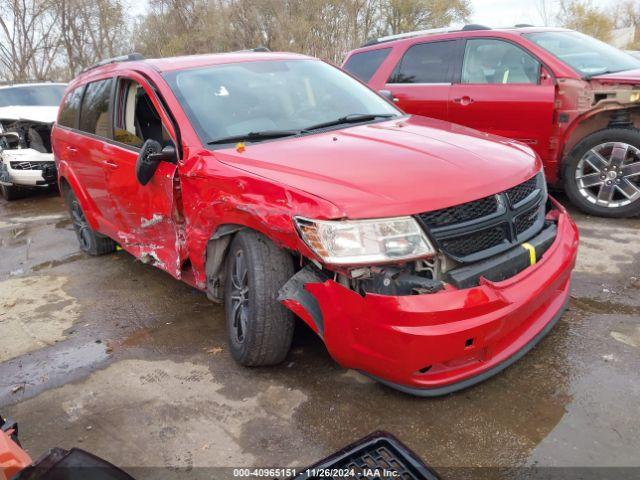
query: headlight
294 216 435 265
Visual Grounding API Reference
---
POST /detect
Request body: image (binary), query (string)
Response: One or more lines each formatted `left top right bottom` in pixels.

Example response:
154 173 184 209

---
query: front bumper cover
280 199 579 396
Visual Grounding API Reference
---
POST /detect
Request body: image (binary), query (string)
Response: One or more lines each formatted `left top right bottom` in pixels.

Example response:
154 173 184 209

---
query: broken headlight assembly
294 216 435 265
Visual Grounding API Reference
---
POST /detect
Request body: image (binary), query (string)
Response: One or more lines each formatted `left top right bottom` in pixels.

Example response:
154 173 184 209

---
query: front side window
164 59 400 144
388 41 457 84
525 30 640 77
113 78 169 148
462 39 540 84
343 48 391 82
58 87 84 128
79 79 112 137
0 84 65 107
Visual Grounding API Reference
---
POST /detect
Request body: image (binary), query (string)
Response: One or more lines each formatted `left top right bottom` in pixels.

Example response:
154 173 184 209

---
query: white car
0 83 66 200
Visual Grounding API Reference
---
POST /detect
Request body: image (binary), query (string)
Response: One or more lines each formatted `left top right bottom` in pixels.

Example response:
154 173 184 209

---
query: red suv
344 26 640 217
51 51 578 396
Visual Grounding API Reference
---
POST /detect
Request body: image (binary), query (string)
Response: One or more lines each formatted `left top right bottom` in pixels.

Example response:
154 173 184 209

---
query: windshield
0 84 66 107
164 59 401 144
525 31 640 77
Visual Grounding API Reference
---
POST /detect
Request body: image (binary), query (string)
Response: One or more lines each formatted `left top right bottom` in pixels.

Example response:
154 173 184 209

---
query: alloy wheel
230 249 250 344
576 142 640 208
70 200 92 251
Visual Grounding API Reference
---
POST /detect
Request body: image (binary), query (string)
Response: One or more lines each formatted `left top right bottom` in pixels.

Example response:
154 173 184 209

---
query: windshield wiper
207 129 304 145
304 113 397 131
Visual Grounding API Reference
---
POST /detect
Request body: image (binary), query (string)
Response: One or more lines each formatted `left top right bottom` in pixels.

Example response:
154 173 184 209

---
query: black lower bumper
444 222 557 289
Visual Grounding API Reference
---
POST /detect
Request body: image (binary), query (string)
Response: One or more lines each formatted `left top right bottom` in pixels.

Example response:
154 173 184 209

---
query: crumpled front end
0 119 57 188
280 192 579 396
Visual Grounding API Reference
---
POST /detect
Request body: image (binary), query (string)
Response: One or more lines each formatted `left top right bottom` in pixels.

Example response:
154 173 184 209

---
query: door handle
103 160 118 168
66 146 78 153
453 96 474 106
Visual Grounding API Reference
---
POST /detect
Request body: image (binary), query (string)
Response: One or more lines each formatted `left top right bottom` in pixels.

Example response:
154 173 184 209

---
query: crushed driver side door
104 71 187 278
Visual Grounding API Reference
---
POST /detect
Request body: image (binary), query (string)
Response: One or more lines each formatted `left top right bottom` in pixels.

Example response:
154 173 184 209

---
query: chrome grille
10 161 51 170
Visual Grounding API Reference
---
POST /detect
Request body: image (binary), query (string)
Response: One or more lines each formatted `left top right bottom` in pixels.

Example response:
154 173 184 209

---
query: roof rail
363 24 492 46
230 46 271 53
81 53 145 74
461 24 491 31
514 24 535 28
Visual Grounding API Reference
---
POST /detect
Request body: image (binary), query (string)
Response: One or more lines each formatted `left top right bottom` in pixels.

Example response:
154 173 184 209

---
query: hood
590 69 640 85
214 116 541 219
0 106 58 124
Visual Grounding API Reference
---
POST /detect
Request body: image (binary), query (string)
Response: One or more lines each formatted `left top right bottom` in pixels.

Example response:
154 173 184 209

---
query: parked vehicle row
344 25 640 217
10 24 640 395
49 50 578 395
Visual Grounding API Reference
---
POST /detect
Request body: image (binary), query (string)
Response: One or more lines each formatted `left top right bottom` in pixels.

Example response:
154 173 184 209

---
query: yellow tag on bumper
521 242 536 265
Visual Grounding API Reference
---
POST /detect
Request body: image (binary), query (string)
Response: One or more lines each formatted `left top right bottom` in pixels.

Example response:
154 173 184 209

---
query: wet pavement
1 191 639 478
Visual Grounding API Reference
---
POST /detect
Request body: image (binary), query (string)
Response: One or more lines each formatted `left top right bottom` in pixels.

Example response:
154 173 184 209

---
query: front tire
1 184 27 201
65 189 116 255
564 128 640 217
224 230 295 366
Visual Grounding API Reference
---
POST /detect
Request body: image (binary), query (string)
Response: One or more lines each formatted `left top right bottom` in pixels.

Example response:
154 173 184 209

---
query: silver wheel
576 142 640 208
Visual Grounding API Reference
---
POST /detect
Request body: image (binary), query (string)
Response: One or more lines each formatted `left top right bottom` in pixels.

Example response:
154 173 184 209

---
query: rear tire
1 184 27 201
563 128 640 217
223 230 295 366
65 189 116 256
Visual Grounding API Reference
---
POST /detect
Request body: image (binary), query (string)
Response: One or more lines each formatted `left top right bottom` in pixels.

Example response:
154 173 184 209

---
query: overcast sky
467 0 617 27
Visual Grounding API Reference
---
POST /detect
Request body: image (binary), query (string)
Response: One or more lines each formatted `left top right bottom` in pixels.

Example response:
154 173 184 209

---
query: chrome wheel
229 250 249 344
576 142 640 208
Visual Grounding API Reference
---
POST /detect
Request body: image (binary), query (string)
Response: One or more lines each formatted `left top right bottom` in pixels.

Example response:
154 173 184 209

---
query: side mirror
135 139 177 186
539 67 553 85
378 89 398 103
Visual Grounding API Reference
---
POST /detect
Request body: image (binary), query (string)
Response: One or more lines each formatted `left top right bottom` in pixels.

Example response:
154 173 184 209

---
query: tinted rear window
343 48 391 82
79 79 112 137
389 41 457 84
58 87 84 128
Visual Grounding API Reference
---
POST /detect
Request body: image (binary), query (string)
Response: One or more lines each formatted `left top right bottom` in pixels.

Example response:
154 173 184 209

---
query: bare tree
0 0 62 82
536 0 556 26
133 0 469 64
557 0 614 42
57 0 130 78
381 0 470 35
616 0 640 28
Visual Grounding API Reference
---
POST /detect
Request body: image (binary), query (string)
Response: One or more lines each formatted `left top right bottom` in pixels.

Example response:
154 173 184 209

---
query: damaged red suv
52 51 578 396
344 26 640 217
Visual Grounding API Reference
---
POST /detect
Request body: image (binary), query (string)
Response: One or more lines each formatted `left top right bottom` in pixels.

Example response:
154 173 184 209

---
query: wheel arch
203 221 304 302
204 223 259 302
559 106 640 180
58 172 101 231
561 126 640 217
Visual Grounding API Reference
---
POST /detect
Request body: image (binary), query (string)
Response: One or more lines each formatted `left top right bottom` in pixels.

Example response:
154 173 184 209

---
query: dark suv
344 25 640 217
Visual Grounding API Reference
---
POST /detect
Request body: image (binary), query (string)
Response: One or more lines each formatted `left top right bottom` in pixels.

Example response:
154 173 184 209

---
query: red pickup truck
51 51 578 395
344 25 640 217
